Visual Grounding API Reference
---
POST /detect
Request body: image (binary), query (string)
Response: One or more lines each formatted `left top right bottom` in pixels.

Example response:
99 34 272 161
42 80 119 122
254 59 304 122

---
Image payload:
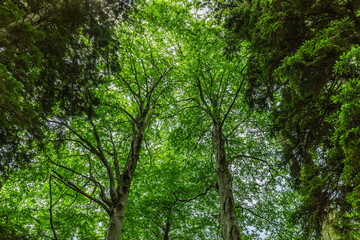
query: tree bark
213 122 242 240
105 122 146 240
163 221 171 240
321 212 340 240
106 206 124 240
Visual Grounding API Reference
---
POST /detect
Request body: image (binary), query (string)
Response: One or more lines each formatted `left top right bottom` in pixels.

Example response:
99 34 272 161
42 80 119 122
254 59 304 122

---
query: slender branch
104 103 137 124
174 184 213 203
106 125 121 184
87 154 94 179
88 118 116 202
225 113 252 139
51 188 69 209
47 120 100 155
51 118 116 203
132 57 144 97
51 138 92 153
144 136 153 168
146 67 173 103
49 157 91 180
118 73 143 109
51 170 110 214
50 156 112 207
236 205 285 240
219 60 243 107
231 154 277 172
221 77 246 127
195 76 212 115
49 175 59 240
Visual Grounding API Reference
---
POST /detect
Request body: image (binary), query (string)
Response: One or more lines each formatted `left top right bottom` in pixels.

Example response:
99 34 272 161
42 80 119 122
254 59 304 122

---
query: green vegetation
0 0 359 239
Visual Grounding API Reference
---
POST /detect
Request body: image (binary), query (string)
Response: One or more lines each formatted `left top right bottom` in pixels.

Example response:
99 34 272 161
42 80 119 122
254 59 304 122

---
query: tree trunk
163 221 170 240
105 123 146 240
321 212 340 240
106 206 125 240
213 123 242 240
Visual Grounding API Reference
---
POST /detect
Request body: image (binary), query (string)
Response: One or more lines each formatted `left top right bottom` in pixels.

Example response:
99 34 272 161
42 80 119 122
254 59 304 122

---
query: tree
0 0 127 186
224 0 360 238
144 2 301 238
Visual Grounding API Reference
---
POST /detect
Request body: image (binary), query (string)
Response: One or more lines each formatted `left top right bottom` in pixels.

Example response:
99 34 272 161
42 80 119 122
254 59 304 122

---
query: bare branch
231 154 278 173
236 205 285 240
49 175 59 240
51 170 111 215
106 125 121 185
195 76 212 115
88 118 116 202
46 120 100 156
118 73 143 109
221 77 246 127
225 113 252 139
104 103 137 124
174 184 213 203
146 67 174 103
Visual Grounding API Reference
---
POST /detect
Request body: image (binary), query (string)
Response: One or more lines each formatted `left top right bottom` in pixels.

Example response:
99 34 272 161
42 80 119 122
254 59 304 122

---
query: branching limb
47 120 98 154
174 184 213 203
47 156 111 207
225 113 252 139
105 125 121 185
221 77 246 127
104 103 137 124
231 154 278 173
118 73 143 109
49 175 59 240
146 67 174 104
51 170 110 215
195 76 212 115
88 118 116 202
236 205 285 240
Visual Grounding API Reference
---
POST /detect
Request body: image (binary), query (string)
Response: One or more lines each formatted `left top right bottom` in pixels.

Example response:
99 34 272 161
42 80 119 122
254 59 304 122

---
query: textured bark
321 212 340 240
213 122 242 240
106 207 124 240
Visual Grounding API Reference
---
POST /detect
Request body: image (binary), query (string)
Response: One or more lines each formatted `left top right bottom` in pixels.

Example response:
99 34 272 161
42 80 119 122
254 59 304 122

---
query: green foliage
0 0 125 184
0 1 330 240
225 0 360 238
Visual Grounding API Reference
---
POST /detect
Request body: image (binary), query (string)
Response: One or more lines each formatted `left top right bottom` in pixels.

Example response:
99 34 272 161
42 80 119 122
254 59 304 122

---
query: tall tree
44 13 175 239
0 0 127 185
224 0 360 238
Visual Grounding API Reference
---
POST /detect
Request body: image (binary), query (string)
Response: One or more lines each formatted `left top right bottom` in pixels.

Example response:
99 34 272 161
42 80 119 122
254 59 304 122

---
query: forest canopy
0 0 359 239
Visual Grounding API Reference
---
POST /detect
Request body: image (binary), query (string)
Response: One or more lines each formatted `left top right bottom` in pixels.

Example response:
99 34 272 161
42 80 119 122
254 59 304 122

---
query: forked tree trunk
213 122 242 240
105 123 146 240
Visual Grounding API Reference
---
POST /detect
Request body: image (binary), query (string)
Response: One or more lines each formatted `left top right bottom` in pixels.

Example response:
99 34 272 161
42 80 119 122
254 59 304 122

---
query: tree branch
236 205 285 240
221 77 246 127
47 120 100 156
106 125 121 185
47 156 112 207
88 117 116 202
49 175 59 240
231 154 278 172
195 76 212 115
51 170 111 215
174 184 213 203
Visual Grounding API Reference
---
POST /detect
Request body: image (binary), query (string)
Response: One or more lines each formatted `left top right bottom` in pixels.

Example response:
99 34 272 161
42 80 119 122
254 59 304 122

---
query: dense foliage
0 0 359 239
0 0 126 185
225 0 360 238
